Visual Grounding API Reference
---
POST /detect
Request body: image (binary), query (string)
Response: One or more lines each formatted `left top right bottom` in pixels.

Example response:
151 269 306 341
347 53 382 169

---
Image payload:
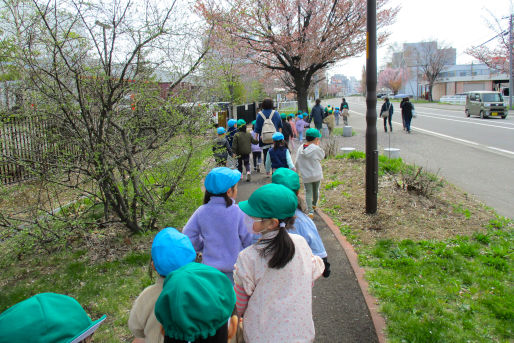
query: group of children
0 123 328 343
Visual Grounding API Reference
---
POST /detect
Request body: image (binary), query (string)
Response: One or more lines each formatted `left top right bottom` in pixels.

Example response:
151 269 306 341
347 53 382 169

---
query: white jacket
295 143 325 183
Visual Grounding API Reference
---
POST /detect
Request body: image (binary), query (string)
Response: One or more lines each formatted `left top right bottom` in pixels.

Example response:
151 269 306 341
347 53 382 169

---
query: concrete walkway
235 170 381 343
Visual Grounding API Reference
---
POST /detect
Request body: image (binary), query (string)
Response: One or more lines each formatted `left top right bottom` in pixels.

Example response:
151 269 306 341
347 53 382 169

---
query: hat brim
238 200 263 218
70 315 107 343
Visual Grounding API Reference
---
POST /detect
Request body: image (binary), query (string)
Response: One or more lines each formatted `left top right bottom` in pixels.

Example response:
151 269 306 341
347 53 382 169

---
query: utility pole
365 0 378 214
509 14 514 109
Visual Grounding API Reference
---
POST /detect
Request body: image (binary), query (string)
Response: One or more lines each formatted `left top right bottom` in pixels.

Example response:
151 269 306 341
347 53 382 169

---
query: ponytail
258 217 296 269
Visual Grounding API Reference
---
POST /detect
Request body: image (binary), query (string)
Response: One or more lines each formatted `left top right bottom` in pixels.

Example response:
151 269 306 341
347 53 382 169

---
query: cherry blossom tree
197 0 398 111
378 67 406 95
465 10 509 74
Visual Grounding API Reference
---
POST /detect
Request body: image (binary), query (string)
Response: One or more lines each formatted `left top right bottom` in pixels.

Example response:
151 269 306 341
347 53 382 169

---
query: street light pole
365 0 378 214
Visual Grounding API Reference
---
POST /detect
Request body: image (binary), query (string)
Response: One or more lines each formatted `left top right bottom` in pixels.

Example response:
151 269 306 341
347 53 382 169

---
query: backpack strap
259 111 266 120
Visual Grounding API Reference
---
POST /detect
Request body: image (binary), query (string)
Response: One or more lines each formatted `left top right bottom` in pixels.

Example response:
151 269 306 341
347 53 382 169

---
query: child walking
234 183 325 343
295 114 308 142
232 119 258 182
155 263 238 343
212 127 232 167
287 114 297 151
295 128 325 218
271 168 331 277
265 132 295 175
250 120 263 173
226 119 237 147
183 167 253 283
128 227 196 343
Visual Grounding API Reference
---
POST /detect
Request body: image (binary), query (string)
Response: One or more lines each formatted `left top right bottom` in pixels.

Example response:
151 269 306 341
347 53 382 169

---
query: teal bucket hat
306 128 321 138
271 168 300 191
0 293 106 343
239 183 297 219
155 263 236 342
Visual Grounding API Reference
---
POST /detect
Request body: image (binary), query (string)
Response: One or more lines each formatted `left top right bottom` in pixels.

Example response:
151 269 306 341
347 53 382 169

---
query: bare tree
0 0 212 236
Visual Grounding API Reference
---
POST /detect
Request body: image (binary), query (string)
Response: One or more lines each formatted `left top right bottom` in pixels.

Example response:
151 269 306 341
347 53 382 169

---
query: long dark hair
164 323 228 343
273 140 288 150
203 188 234 208
257 217 296 269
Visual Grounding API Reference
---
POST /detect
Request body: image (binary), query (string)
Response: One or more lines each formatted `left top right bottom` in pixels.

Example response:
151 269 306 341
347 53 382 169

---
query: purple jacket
183 197 253 273
251 131 262 153
296 119 308 133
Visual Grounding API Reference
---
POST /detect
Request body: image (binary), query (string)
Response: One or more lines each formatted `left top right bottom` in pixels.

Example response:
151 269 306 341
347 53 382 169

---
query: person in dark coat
380 97 394 133
309 99 324 130
253 98 283 164
280 113 293 145
400 97 414 133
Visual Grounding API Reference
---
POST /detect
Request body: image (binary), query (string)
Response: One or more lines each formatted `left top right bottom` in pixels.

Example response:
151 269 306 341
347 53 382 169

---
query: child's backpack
259 111 277 144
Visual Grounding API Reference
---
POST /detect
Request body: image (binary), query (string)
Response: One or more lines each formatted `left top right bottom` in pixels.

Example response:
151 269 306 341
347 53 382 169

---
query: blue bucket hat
152 227 196 277
217 127 226 135
272 132 284 141
204 167 241 195
298 114 303 119
227 119 236 128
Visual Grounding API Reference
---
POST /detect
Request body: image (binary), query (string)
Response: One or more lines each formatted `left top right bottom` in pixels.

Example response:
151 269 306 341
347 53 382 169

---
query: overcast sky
330 0 513 80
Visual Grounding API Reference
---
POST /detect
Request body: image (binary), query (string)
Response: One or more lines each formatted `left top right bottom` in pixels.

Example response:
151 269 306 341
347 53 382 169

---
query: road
320 97 514 219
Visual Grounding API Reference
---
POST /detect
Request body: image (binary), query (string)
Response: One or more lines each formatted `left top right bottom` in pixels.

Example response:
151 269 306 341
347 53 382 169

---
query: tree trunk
428 82 434 102
294 75 309 113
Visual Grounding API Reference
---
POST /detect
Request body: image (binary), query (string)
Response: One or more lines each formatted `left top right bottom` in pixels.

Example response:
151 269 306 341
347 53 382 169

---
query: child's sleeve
265 151 271 173
225 139 232 156
237 209 253 248
232 134 239 155
233 253 256 317
286 150 295 170
127 289 149 339
182 210 204 252
312 255 325 281
295 214 327 258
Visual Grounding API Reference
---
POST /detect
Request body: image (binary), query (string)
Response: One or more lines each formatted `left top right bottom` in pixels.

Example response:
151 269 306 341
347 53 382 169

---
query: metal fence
439 95 466 105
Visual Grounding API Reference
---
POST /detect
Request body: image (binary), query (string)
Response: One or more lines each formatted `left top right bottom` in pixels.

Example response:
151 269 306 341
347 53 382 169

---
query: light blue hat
152 227 196 277
227 119 237 128
217 127 226 135
272 132 284 141
204 167 241 195
298 114 303 119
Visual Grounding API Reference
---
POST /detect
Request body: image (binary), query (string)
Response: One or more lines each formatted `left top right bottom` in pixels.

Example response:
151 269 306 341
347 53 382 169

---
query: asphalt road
320 97 514 219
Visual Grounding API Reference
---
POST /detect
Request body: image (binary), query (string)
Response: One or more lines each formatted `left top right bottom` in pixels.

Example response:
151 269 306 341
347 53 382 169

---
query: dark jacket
227 127 237 147
380 101 394 117
232 130 258 156
269 146 288 169
213 137 232 161
310 104 324 128
340 101 349 110
281 120 293 142
400 101 414 118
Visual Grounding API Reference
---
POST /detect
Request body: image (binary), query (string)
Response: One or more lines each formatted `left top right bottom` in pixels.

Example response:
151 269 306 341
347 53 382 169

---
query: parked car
392 93 414 99
465 91 507 119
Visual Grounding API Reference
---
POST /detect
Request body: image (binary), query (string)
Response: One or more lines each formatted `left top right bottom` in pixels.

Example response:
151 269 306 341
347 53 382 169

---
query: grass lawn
321 153 513 343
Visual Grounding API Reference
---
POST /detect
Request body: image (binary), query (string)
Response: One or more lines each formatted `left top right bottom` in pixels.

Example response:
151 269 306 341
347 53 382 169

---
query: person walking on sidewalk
380 97 394 132
295 128 325 218
309 99 324 130
212 127 232 167
295 114 308 142
265 132 295 175
234 183 325 343
183 167 253 283
287 114 297 151
340 97 349 126
253 98 283 165
400 97 414 133
280 113 293 146
232 119 258 182
250 120 263 173
271 168 331 278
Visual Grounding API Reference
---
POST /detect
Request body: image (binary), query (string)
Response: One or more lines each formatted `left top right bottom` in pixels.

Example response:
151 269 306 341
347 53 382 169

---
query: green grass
335 151 366 160
356 217 514 343
332 127 356 136
325 180 344 190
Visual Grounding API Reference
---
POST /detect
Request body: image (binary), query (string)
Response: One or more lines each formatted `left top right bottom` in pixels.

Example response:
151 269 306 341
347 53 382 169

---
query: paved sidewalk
235 171 380 343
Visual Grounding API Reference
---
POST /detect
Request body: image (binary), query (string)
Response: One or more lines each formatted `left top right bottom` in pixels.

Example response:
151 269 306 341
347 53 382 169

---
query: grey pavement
236 170 379 343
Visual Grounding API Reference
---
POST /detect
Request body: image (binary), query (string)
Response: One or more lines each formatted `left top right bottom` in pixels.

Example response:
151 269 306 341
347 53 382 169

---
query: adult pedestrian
379 97 394 133
400 97 414 133
340 97 349 126
399 97 407 130
323 109 335 136
309 99 324 130
253 98 283 164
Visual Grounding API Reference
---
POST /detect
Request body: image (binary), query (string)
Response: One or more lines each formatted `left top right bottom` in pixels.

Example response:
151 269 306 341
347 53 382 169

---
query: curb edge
316 208 387 343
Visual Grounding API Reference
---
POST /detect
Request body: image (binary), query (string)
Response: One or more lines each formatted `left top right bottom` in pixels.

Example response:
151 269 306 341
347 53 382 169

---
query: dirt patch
320 158 496 245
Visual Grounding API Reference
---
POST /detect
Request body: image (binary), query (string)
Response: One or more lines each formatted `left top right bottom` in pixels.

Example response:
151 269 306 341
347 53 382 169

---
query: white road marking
348 109 514 157
415 113 514 130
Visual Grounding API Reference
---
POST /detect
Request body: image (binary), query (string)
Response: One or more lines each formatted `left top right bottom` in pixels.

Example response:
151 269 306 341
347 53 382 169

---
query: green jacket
232 131 258 156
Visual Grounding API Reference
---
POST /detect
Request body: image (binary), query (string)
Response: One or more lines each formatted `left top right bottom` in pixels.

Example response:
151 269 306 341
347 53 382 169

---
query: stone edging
315 208 387 343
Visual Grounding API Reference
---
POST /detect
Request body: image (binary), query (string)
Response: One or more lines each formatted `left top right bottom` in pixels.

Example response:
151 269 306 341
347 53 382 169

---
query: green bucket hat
271 168 300 191
0 293 106 343
236 119 246 127
155 263 236 342
239 183 297 219
280 113 286 119
306 128 321 138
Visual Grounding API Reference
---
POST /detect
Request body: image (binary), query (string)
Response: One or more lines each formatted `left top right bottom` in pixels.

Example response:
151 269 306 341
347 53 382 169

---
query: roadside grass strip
351 219 513 343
